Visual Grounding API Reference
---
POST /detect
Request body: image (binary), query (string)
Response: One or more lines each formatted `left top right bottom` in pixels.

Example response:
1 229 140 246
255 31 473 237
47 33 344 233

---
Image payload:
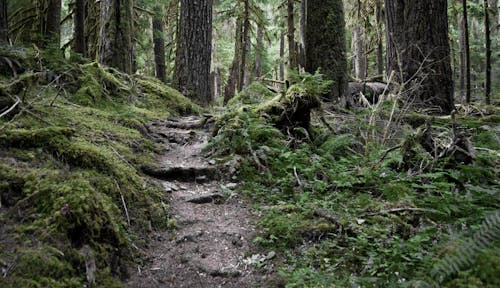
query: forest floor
126 116 270 288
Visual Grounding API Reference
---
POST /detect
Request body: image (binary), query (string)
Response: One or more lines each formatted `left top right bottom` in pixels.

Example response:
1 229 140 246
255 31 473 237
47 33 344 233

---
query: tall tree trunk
255 24 263 78
74 0 86 56
376 0 384 76
484 0 491 105
45 0 62 45
353 0 366 80
224 17 242 104
153 9 166 83
279 31 285 81
462 0 471 103
458 12 466 100
287 0 297 71
239 0 250 91
0 0 8 43
99 0 134 74
299 0 307 70
174 0 212 104
385 0 454 114
305 0 347 100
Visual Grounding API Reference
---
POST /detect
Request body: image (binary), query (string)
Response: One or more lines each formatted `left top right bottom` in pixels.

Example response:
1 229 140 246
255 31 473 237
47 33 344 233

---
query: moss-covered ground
208 79 500 287
0 46 199 287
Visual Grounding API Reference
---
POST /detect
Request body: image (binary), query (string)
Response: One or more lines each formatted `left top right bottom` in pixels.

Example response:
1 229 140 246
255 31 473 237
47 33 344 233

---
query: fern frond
431 211 500 283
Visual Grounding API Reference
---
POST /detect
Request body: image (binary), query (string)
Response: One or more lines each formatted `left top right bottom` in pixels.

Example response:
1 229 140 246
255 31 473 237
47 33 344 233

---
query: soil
126 116 271 288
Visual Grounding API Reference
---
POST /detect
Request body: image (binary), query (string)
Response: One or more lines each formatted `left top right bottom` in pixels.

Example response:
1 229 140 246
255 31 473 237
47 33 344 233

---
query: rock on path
126 116 266 288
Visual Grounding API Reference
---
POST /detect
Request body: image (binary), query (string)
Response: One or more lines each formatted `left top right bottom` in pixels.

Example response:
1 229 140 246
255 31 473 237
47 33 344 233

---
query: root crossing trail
126 116 265 288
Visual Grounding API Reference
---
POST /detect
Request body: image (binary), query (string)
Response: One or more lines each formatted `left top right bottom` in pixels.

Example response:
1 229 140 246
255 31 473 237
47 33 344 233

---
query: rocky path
126 116 267 288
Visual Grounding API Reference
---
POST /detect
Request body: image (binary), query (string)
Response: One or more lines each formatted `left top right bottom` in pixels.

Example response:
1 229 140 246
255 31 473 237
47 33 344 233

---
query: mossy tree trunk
254 24 263 78
74 0 86 56
239 0 250 91
462 0 471 103
376 0 384 76
385 0 454 114
174 0 212 104
298 0 306 70
99 0 134 74
153 8 167 83
287 0 297 71
484 0 491 105
305 0 347 100
0 0 8 43
45 0 61 45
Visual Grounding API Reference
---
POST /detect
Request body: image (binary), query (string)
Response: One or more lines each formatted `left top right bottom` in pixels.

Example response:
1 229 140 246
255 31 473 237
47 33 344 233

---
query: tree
385 0 454 114
73 0 86 56
305 0 347 100
174 0 212 104
153 7 167 83
99 0 134 74
484 0 491 105
376 0 384 76
0 0 8 43
462 0 471 103
45 0 62 45
287 0 298 71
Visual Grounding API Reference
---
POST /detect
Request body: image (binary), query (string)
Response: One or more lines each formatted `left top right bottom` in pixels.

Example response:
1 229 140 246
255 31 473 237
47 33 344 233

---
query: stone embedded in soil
186 193 225 204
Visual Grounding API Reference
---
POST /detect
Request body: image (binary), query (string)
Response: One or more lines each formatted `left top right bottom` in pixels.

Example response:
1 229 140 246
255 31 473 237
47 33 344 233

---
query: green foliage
0 45 197 287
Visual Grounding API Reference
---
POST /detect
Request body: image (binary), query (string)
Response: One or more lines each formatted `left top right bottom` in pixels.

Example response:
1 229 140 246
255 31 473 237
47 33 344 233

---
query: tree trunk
305 0 347 100
385 0 454 114
279 31 285 81
255 25 263 78
174 0 212 104
287 0 297 71
224 17 242 104
153 10 166 83
239 0 250 91
74 0 86 56
462 0 471 103
484 0 491 105
353 25 366 80
376 0 384 76
45 0 62 45
99 0 134 74
458 12 466 100
0 0 8 43
299 0 307 70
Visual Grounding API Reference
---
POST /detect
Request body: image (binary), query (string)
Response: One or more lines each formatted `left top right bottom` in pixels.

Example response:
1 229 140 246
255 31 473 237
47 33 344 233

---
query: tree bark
239 0 250 91
153 10 167 83
255 24 263 78
458 12 466 100
287 0 297 71
305 0 347 100
376 0 384 76
385 0 454 114
279 31 285 81
0 0 8 43
299 0 307 70
224 17 242 104
99 0 134 74
174 0 212 104
462 0 471 103
45 0 62 45
74 0 86 56
484 0 491 105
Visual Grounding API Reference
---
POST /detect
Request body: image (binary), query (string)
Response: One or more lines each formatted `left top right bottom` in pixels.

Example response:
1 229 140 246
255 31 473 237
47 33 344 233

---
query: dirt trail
126 116 266 288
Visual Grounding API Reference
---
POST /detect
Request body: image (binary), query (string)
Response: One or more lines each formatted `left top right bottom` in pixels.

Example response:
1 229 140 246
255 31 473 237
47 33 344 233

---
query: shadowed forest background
0 0 499 287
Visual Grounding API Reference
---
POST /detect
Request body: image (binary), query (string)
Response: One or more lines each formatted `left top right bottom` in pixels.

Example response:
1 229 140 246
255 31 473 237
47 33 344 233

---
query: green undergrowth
0 46 200 287
209 84 499 287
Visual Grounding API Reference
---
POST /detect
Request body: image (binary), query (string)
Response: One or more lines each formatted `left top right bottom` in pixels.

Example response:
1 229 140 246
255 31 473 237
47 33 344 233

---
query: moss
227 82 276 107
0 127 74 149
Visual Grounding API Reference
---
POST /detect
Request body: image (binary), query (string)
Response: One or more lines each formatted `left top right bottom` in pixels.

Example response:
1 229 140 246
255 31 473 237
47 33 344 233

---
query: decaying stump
258 84 321 132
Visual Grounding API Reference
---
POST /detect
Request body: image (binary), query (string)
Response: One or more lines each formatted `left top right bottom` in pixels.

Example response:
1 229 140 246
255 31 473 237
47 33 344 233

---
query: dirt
126 116 271 288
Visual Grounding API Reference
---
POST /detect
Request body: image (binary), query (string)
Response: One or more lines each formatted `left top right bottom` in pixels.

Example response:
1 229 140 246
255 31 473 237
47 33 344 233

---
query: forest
0 0 499 287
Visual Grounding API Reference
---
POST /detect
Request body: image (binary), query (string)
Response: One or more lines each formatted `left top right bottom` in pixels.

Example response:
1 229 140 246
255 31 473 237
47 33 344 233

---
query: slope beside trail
126 116 270 288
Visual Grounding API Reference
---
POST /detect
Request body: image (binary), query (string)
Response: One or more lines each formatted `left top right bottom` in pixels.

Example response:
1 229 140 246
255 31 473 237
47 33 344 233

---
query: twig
376 144 402 164
115 180 131 227
0 95 20 119
363 207 440 217
293 166 302 187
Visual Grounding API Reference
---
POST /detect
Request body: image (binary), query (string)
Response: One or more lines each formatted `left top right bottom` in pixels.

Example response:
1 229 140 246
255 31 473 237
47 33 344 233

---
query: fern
431 211 500 283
